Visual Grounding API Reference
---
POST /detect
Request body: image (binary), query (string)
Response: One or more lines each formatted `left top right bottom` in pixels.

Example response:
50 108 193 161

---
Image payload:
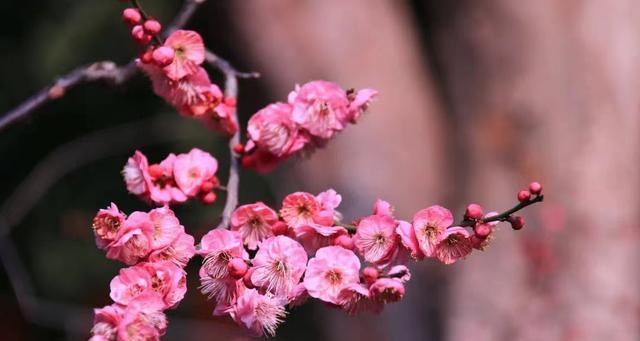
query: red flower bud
517 190 531 203
529 181 543 195
122 8 141 26
465 203 484 220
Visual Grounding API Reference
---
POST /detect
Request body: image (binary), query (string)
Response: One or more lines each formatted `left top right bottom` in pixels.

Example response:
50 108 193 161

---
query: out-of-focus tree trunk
423 1 640 340
230 1 451 340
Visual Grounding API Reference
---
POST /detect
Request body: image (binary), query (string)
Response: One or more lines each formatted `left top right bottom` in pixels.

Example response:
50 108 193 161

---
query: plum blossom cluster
89 204 196 340
122 7 238 134
122 148 220 206
195 184 544 337
240 81 378 172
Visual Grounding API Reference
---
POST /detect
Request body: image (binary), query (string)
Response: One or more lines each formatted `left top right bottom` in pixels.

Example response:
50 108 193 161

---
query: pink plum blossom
230 202 278 250
294 223 347 255
353 214 399 265
251 236 308 299
315 189 342 224
247 102 306 157
303 246 360 304
105 211 153 265
412 205 454 257
345 88 378 123
147 153 188 205
370 278 405 304
435 227 473 264
372 199 393 217
109 261 187 309
173 148 218 196
147 206 182 250
396 220 425 260
148 230 195 267
122 150 150 196
280 192 321 228
337 283 383 315
231 289 286 338
162 30 205 80
92 203 126 249
288 80 349 139
198 229 246 279
115 295 168 341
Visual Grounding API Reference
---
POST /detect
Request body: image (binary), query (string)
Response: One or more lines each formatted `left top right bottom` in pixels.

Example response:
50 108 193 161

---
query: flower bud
200 180 215 193
242 267 255 289
465 203 484 220
148 164 163 179
122 8 141 26
131 25 152 45
333 235 354 250
233 143 245 154
509 215 525 230
143 19 162 36
517 190 531 203
474 222 492 238
152 46 175 67
202 192 217 204
227 258 248 279
271 221 288 236
363 266 379 284
140 48 154 64
529 181 543 195
241 155 255 168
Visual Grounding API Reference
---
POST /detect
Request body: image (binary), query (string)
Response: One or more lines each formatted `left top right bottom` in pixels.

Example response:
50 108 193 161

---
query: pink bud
143 19 162 36
363 266 379 284
152 46 175 67
509 215 525 230
202 192 217 205
122 8 141 26
333 234 354 250
529 181 543 195
131 25 152 45
474 223 492 238
233 143 245 154
140 48 154 64
271 221 288 236
465 203 484 220
517 190 531 202
200 180 214 193
148 164 163 178
227 258 248 279
243 267 255 288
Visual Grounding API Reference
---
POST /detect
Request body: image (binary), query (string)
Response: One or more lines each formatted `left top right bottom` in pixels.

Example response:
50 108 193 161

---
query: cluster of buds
89 204 195 340
122 7 238 135
122 148 221 206
195 184 542 337
239 80 378 172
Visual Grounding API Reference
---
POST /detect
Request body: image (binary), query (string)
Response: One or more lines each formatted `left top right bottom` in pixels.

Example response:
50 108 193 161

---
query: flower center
325 269 342 285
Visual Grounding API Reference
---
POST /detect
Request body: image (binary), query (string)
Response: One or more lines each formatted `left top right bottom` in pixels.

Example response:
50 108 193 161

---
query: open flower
288 80 349 139
303 246 360 304
251 236 308 299
280 192 321 228
412 205 453 257
173 148 218 197
346 88 378 123
147 206 182 250
370 278 405 304
198 229 246 279
247 102 306 157
230 202 278 250
353 214 399 265
148 229 195 267
434 227 473 264
105 211 153 265
395 220 425 260
92 203 126 249
109 261 186 309
122 151 150 196
294 223 347 255
337 283 383 315
231 289 287 338
162 30 205 80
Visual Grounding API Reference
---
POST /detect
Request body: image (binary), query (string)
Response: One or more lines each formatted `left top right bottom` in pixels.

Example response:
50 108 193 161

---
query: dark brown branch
0 0 208 133
458 194 545 227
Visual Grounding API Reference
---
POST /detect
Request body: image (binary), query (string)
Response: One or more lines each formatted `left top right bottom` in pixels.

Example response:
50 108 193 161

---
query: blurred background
1 0 638 340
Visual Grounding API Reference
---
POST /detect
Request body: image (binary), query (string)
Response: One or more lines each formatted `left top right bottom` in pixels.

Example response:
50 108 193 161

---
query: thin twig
457 194 545 227
0 0 208 133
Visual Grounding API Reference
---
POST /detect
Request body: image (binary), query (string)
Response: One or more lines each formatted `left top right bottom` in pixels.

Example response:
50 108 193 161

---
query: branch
0 0 208 133
458 194 545 227
205 50 259 229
